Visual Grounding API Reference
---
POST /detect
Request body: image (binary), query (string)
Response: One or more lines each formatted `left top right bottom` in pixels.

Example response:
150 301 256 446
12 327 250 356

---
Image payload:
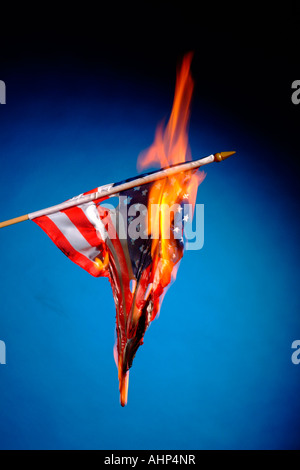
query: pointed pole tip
214 151 236 162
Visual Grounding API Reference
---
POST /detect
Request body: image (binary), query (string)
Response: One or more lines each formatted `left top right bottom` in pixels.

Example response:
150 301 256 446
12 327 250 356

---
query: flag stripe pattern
33 187 110 278
32 169 196 406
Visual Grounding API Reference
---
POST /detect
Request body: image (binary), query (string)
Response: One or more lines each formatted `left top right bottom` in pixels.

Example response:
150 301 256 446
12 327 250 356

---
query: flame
138 52 194 170
138 52 204 289
114 53 205 407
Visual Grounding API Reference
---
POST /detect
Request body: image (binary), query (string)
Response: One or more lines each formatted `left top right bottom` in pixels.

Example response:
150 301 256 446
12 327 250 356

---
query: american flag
33 167 195 405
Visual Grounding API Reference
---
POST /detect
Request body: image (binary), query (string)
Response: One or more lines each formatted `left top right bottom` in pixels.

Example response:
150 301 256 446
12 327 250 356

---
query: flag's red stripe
83 187 98 195
61 206 103 248
83 187 110 205
33 215 107 278
105 218 131 303
100 207 132 316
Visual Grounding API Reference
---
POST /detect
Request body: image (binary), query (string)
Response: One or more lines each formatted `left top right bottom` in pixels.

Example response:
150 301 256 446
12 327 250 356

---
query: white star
177 206 183 213
134 186 141 191
124 196 132 205
183 193 189 199
183 214 189 222
173 227 180 233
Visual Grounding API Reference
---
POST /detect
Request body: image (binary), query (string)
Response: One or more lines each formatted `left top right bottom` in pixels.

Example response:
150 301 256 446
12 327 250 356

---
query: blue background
0 9 300 450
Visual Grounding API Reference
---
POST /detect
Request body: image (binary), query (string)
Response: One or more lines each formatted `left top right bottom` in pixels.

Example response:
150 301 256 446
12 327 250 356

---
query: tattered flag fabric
33 166 200 406
0 53 235 406
32 53 207 406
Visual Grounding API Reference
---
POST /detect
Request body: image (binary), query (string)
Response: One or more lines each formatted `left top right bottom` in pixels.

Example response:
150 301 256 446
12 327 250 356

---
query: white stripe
47 212 100 261
80 202 107 241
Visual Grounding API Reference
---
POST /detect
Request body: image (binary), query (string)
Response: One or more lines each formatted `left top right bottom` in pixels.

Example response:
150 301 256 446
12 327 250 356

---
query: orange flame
138 52 204 289
115 53 205 407
138 52 194 170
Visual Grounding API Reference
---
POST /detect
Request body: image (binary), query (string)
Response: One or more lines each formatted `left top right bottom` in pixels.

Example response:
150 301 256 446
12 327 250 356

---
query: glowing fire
138 52 194 169
138 51 204 291
116 52 205 406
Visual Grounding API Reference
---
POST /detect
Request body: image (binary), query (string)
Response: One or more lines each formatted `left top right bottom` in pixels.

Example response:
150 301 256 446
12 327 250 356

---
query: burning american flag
0 53 235 406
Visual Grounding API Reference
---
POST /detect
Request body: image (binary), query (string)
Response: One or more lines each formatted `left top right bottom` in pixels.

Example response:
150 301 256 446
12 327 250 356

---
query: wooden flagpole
0 151 235 229
0 214 29 229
